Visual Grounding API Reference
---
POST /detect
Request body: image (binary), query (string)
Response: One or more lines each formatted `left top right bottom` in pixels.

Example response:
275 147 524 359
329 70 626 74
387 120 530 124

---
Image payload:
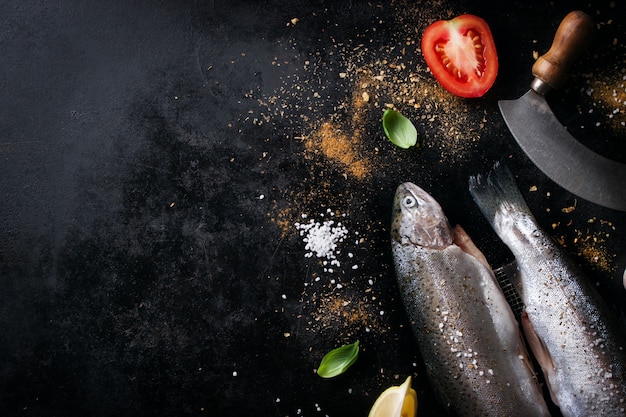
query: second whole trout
470 162 626 417
391 182 550 417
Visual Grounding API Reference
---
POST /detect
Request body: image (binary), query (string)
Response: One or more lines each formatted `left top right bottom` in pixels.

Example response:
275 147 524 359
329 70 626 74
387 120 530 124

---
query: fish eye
403 196 417 208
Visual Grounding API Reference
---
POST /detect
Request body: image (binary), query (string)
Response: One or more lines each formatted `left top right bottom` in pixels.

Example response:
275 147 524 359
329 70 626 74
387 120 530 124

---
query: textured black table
1 1 625 416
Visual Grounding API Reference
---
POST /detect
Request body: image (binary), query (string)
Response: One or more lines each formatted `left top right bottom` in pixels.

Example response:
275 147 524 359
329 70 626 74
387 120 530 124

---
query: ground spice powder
305 121 370 180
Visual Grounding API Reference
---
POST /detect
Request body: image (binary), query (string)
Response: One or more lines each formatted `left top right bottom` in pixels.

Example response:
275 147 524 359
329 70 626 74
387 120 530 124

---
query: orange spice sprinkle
305 121 370 180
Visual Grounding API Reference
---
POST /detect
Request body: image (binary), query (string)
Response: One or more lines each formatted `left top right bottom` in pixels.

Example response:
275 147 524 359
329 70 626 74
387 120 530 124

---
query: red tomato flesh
421 14 498 98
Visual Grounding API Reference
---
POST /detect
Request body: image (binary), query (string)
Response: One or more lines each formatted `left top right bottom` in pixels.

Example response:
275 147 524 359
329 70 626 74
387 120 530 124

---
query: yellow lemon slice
368 376 418 417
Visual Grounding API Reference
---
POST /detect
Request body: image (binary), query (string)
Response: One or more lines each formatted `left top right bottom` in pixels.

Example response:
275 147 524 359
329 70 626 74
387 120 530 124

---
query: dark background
1 0 625 416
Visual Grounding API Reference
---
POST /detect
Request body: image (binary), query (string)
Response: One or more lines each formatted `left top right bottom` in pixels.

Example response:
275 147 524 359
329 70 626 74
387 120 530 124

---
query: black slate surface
1 1 625 416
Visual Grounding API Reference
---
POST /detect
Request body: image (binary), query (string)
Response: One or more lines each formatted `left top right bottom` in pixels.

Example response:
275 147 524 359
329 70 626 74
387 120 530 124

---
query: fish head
391 182 454 249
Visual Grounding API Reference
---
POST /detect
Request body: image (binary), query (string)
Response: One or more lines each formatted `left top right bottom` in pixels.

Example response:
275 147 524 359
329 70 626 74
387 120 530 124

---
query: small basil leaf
382 108 418 149
317 340 360 378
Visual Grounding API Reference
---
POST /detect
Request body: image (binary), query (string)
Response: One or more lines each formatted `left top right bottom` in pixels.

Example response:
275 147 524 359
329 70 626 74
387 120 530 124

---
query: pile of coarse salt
295 209 348 268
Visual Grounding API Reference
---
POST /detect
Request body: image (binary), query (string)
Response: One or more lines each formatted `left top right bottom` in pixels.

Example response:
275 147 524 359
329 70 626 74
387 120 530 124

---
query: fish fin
516 327 540 381
521 311 560 406
468 161 535 226
452 224 491 269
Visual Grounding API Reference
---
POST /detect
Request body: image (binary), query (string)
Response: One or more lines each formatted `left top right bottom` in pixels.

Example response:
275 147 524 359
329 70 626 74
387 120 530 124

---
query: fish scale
391 182 551 417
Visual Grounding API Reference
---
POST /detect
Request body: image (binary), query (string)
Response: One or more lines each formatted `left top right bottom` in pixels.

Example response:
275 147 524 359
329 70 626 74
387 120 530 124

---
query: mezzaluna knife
499 11 626 212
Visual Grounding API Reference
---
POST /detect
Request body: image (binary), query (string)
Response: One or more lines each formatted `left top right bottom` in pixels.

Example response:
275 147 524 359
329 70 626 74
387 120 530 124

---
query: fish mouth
395 182 454 249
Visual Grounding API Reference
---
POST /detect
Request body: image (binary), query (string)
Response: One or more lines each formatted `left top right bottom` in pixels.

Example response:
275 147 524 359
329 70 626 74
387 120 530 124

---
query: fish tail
468 161 534 225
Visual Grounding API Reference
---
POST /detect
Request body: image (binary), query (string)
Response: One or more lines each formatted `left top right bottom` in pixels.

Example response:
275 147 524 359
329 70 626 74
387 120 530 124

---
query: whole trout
391 182 551 417
469 162 626 417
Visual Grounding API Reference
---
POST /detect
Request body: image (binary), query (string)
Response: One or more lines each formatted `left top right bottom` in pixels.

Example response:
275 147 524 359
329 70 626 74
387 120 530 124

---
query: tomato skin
421 14 498 98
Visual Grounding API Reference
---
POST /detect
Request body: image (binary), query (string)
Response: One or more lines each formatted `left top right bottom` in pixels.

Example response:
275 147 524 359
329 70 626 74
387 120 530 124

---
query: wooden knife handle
531 11 595 93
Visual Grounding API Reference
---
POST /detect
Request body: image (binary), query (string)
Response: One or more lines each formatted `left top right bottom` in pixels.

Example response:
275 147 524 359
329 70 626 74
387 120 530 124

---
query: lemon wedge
368 376 418 417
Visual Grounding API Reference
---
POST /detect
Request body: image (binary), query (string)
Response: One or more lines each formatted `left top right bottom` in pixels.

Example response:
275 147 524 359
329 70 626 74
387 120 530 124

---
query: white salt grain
295 212 348 264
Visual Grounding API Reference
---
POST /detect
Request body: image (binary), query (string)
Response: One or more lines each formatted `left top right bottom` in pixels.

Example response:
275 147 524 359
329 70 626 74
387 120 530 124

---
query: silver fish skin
391 182 551 417
469 162 626 417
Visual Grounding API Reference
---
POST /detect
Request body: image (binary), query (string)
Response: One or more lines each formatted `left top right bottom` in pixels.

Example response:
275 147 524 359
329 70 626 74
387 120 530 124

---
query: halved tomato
421 14 498 98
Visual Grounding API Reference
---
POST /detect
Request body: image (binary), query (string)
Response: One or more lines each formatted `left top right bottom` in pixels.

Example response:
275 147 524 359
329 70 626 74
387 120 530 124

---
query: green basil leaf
317 340 360 378
382 108 418 149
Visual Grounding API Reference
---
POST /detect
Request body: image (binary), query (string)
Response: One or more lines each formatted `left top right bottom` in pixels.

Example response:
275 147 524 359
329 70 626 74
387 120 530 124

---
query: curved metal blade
499 90 626 212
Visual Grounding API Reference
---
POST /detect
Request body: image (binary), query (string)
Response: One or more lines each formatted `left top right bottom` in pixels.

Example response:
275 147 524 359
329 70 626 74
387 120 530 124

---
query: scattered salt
295 211 348 265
